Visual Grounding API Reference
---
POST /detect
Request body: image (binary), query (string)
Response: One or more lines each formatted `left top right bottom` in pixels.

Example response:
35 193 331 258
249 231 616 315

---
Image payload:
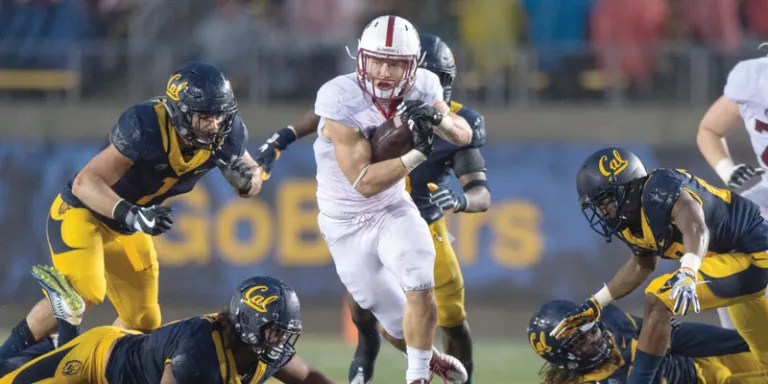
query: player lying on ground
0 265 334 384
549 147 768 384
529 299 766 383
696 55 768 330
0 62 263 365
252 33 490 384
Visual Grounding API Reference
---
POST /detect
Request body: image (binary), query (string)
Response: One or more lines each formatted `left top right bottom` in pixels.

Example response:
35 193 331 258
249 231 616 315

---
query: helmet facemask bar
433 69 456 104
356 49 420 107
580 180 631 242
253 319 302 368
165 99 237 152
558 322 613 373
190 110 236 151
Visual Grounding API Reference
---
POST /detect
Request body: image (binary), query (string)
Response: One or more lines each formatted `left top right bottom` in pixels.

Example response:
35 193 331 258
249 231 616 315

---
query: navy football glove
113 200 173 236
427 182 468 213
216 154 254 195
397 100 443 126
550 298 601 340
658 268 701 316
253 127 297 180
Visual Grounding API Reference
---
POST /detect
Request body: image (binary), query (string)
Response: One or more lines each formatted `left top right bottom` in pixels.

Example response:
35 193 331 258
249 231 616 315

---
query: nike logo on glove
138 213 155 228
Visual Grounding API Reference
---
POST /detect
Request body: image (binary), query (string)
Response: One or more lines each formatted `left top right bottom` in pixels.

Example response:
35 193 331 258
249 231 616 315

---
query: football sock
0 319 36 360
55 318 79 346
405 346 432 382
0 337 56 375
353 315 381 363
627 349 663 384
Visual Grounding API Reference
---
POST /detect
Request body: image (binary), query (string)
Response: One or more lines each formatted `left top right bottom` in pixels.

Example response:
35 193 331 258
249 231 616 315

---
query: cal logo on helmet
243 285 279 313
166 74 188 101
529 331 552 355
598 149 629 180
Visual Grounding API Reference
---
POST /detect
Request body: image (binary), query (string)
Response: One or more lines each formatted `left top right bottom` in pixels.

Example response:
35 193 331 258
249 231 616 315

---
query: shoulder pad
641 169 686 246
110 105 146 161
219 115 248 158
457 105 486 148
314 75 359 127
724 58 768 105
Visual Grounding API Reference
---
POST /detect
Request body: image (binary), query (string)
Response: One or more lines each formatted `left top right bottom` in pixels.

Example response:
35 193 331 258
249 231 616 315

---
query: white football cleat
31 265 84 326
429 351 468 384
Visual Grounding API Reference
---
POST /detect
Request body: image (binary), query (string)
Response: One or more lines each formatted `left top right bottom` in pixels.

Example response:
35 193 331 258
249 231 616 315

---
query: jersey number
137 177 178 205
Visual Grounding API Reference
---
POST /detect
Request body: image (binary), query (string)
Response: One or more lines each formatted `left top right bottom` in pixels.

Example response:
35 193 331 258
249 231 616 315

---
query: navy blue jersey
104 314 285 384
408 101 486 224
619 168 768 259
60 98 248 233
582 305 750 383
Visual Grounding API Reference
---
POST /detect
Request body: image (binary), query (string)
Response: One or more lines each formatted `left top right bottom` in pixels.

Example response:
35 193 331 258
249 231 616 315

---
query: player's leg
644 252 768 371
318 213 409 377
377 204 467 383
0 326 122 383
0 196 107 360
103 231 162 333
430 217 474 384
346 294 380 384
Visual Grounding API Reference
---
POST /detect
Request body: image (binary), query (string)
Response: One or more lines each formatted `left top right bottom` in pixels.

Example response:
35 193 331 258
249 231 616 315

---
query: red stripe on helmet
385 16 395 47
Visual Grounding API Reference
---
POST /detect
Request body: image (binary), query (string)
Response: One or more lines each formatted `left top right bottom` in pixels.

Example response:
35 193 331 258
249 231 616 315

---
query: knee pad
436 285 466 328
120 303 161 333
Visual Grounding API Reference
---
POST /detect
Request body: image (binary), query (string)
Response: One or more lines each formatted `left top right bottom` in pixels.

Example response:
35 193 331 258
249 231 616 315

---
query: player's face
569 322 608 361
598 197 617 219
366 57 408 91
191 112 226 145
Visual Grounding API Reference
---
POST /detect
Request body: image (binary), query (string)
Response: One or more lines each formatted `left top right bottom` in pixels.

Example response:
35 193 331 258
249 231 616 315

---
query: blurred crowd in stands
2 0 768 104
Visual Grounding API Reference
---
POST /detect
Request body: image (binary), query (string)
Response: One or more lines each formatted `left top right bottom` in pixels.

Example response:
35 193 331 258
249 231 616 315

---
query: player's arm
458 172 491 212
325 119 425 198
433 100 472 146
253 110 321 179
670 190 709 272
697 95 748 185
273 355 335 384
71 144 133 218
236 150 264 197
160 364 180 384
551 252 656 339
602 252 658 304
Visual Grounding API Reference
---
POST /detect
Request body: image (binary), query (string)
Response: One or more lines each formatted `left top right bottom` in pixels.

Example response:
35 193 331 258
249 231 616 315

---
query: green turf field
265 336 543 383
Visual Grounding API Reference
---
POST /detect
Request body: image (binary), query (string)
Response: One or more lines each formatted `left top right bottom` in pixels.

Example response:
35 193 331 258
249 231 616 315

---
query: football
369 116 413 163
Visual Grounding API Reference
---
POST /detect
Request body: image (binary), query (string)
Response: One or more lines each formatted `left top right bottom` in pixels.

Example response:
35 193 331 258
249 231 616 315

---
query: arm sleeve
452 147 487 177
110 107 143 162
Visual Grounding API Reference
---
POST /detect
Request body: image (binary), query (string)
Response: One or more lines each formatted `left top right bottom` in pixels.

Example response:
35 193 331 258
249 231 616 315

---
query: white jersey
313 68 443 217
724 57 768 185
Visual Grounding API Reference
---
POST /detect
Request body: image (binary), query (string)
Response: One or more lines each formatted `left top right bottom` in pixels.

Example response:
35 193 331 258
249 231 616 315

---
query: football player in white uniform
313 15 473 384
697 56 768 329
